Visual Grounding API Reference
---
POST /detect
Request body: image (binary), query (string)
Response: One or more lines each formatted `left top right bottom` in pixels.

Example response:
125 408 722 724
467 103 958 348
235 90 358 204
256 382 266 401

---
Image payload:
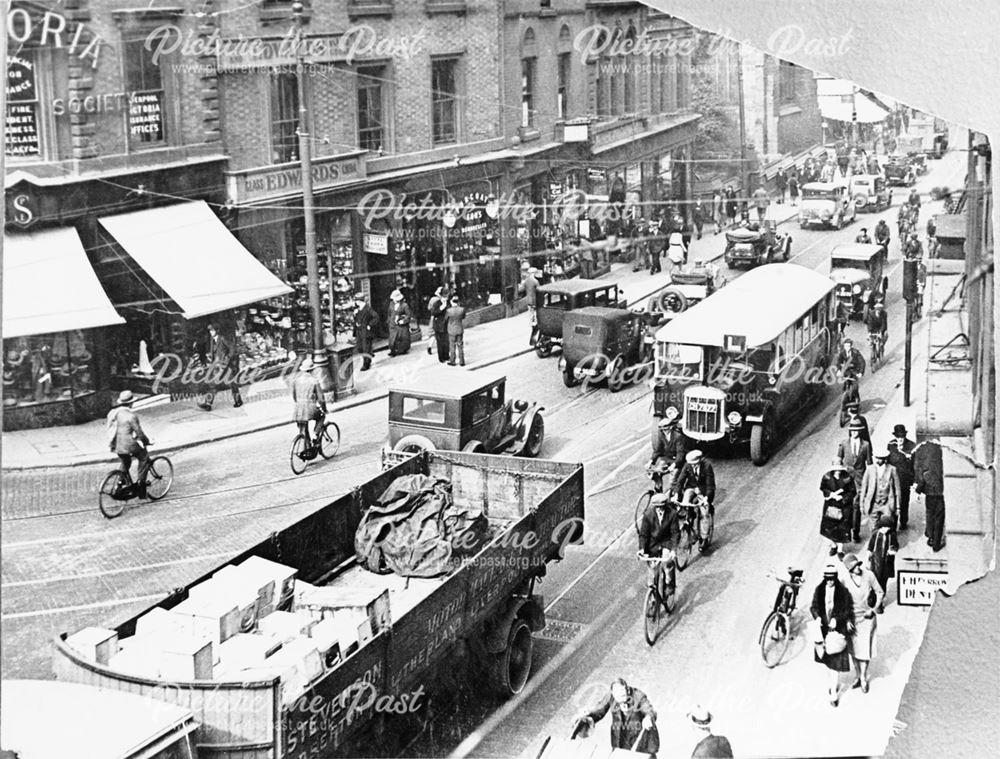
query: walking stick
631 726 648 753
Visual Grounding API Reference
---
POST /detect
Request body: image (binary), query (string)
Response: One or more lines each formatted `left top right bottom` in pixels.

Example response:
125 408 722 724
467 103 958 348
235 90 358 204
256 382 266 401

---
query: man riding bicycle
855 227 872 244
291 357 328 448
866 301 888 346
638 493 681 606
907 187 921 213
904 231 924 260
674 449 716 514
836 337 866 381
106 390 152 497
649 407 688 493
874 219 891 250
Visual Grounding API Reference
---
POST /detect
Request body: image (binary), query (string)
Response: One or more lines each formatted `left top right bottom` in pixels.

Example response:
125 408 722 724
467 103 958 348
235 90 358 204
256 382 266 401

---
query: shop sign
5 53 39 157
6 6 103 68
587 169 606 181
5 191 36 226
363 232 388 255
128 91 165 140
226 151 367 205
897 568 948 607
459 193 494 239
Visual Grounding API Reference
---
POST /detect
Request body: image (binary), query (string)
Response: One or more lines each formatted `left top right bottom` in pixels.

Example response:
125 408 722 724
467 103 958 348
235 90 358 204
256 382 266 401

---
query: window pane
402 396 446 423
557 53 569 119
432 59 458 144
271 73 299 163
124 39 166 146
357 66 384 151
521 58 534 128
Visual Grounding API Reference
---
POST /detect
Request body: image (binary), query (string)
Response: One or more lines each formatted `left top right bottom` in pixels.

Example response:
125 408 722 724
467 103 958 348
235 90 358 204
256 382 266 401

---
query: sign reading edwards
226 151 367 205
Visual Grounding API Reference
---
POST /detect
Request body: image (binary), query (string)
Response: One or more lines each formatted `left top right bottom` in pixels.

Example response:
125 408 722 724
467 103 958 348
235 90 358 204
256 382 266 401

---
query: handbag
824 504 844 521
824 629 848 655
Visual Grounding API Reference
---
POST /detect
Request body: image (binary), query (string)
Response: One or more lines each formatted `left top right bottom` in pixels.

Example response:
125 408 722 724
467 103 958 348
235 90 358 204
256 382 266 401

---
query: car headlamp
558 357 566 371
727 411 742 426
666 405 679 419
852 285 862 294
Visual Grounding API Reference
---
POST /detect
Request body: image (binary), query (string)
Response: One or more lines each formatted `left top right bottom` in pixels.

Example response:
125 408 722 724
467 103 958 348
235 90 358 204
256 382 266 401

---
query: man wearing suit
106 390 152 496
291 356 326 444
837 419 872 542
860 445 901 549
352 293 378 371
199 323 243 410
649 409 688 494
638 493 681 605
674 449 717 512
446 296 466 366
888 423 916 529
915 441 946 551
426 287 450 363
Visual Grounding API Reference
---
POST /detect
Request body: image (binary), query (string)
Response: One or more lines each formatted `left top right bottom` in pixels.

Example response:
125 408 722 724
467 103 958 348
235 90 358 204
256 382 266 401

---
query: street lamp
292 1 334 392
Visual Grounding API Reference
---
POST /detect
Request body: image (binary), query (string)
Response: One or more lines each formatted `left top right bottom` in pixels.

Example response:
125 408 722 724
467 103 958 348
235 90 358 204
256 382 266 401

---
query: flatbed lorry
53 451 585 759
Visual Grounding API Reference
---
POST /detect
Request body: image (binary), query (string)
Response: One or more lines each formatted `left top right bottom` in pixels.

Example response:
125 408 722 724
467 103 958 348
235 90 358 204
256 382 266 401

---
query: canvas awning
819 94 889 124
98 201 292 318
2 227 125 338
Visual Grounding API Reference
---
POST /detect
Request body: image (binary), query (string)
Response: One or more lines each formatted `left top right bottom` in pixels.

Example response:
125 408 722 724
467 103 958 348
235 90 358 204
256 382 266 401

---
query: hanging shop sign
363 232 389 255
459 193 493 239
896 567 948 607
5 53 40 157
6 5 104 67
225 151 367 205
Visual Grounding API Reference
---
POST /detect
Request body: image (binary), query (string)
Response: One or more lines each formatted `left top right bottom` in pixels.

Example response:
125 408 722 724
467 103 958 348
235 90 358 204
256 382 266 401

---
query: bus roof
654 264 834 349
0 679 195 759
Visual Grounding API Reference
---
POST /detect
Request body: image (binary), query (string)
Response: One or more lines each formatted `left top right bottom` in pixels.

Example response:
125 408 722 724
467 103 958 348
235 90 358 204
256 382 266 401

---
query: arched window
521 29 537 129
557 25 572 119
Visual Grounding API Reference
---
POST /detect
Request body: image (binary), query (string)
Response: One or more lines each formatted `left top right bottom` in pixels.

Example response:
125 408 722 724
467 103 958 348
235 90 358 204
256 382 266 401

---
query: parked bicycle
98 447 174 519
638 551 676 646
759 567 805 667
290 412 341 475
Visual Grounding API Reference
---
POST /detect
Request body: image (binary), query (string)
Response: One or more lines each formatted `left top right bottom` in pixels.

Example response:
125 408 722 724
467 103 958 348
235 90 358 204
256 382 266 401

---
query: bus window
658 342 703 381
747 347 774 372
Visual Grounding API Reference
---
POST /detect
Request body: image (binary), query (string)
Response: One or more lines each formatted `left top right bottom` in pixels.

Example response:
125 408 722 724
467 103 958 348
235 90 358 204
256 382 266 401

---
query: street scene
1 2 996 759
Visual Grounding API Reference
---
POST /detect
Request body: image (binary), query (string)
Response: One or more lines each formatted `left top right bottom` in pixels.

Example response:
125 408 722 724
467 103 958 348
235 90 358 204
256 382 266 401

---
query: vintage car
798 182 857 229
534 278 625 358
557 306 653 390
386 368 544 457
656 260 726 315
850 174 892 212
829 243 888 319
723 219 791 268
883 154 917 187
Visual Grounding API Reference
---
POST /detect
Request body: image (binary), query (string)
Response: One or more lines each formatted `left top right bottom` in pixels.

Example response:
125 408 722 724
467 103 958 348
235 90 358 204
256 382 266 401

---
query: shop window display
3 331 95 408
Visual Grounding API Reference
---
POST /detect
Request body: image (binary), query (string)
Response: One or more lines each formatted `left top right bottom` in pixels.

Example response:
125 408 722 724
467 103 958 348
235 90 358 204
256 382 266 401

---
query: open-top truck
53 451 584 759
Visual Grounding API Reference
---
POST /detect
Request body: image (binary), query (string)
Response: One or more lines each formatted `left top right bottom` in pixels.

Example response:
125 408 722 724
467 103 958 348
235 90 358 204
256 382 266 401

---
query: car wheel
463 439 486 453
854 194 867 210
520 414 545 458
799 221 808 230
534 339 553 359
394 434 437 454
835 214 843 230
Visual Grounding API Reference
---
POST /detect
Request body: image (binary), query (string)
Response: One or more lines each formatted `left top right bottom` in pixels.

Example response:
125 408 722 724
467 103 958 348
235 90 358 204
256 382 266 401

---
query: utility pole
851 85 859 150
292 2 334 391
904 300 913 406
736 45 749 202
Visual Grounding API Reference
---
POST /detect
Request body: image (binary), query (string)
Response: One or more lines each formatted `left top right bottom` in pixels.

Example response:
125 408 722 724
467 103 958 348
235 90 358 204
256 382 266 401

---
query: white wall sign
897 569 948 606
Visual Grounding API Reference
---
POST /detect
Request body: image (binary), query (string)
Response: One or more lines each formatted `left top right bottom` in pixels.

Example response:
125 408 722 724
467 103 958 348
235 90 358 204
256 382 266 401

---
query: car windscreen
402 396 446 424
831 257 869 270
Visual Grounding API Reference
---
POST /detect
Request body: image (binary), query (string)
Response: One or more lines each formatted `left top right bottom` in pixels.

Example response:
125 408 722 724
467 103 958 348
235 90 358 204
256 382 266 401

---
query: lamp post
851 85 859 150
292 2 333 392
736 45 750 200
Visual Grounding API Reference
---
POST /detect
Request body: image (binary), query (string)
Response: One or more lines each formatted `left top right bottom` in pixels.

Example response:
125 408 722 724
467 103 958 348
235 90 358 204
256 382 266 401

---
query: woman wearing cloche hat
810 562 855 706
387 290 412 357
820 456 856 557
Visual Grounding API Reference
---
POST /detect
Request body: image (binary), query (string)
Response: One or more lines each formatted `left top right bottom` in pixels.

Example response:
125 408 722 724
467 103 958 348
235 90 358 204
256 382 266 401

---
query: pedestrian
915 441 946 551
888 424 916 529
578 243 594 279
860 445 901 544
518 265 541 345
841 552 883 694
810 562 855 707
352 292 377 371
868 153 880 175
632 218 649 271
198 323 243 411
427 286 450 363
577 678 660 755
837 419 872 543
679 214 692 255
820 456 856 557
688 705 733 758
692 198 705 240
445 295 466 366
387 289 412 357
724 186 737 228
788 171 799 206
867 514 896 609
775 168 788 204
844 402 871 445
751 185 770 222
648 218 663 275
711 190 723 234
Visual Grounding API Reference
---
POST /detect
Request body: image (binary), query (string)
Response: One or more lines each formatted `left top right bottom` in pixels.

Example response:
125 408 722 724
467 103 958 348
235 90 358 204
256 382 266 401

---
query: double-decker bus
652 264 837 464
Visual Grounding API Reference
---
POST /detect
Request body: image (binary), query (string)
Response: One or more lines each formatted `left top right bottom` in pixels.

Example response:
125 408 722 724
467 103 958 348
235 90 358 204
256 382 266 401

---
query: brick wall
776 65 822 155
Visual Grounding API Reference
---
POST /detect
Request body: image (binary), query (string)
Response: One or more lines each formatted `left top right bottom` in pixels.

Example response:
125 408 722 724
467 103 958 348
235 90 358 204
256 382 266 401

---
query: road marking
2 593 164 620
1 551 235 589
788 234 829 263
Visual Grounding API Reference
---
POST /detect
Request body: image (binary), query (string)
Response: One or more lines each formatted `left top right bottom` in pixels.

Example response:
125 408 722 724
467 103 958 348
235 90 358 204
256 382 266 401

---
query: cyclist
896 204 911 238
649 407 688 493
874 219 891 250
904 231 924 260
674 449 717 517
106 390 152 497
291 357 327 448
836 337 866 381
866 301 888 353
638 493 681 608
907 187 921 214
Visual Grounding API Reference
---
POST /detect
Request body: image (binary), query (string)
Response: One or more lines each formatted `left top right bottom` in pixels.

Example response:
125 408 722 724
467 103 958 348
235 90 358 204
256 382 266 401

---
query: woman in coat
820 457 856 556
867 513 896 603
810 563 856 706
387 290 412 357
580 678 659 755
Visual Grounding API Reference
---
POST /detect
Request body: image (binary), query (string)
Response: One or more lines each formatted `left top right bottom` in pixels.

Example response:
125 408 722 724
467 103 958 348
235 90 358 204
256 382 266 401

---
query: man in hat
638 492 681 606
578 678 659 756
866 300 888 346
649 408 688 494
427 286 450 363
291 356 327 446
837 419 872 542
106 390 152 497
820 456 856 557
888 424 916 529
688 704 733 758
915 441 946 551
674 449 717 513
446 295 466 366
855 227 872 244
352 293 378 371
860 445 901 545
844 402 871 444
518 265 541 345
199 323 243 411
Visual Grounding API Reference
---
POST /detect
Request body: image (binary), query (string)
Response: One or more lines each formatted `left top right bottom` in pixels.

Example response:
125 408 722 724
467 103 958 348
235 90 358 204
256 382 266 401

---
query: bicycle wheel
145 457 174 501
760 611 792 668
634 490 653 535
698 510 715 553
290 435 309 475
643 587 661 646
98 471 128 519
675 524 693 570
318 421 341 460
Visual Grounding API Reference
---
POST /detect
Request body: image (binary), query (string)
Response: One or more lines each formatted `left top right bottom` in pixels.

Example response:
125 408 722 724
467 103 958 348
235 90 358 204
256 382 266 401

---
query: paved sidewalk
0 205 800 471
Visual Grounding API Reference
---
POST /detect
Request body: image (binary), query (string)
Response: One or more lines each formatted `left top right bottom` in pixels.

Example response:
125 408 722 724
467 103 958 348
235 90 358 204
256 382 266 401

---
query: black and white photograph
1 1 996 758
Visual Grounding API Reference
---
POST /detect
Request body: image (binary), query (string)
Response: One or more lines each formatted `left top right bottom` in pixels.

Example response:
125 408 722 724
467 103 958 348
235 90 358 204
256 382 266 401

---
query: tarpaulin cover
354 474 489 578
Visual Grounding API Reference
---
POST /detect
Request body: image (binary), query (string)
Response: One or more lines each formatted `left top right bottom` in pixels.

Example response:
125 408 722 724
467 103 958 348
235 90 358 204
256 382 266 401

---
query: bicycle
633 461 674 534
674 494 714 568
98 448 174 519
838 374 860 427
290 413 341 475
638 551 676 646
868 331 885 371
759 567 805 668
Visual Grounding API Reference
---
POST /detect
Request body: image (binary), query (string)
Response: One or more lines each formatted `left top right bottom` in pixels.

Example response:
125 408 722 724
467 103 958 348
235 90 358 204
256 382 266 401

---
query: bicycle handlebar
637 551 673 563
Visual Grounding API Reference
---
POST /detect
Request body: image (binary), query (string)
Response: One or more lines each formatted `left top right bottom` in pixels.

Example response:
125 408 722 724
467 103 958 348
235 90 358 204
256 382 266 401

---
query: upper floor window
5 49 42 158
357 65 386 152
779 60 798 102
521 57 536 128
270 72 299 163
431 57 459 144
123 38 166 147
557 52 571 120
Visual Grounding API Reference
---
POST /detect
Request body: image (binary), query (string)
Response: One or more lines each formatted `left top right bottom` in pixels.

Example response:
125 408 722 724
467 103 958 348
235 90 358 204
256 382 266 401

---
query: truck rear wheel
488 618 533 696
